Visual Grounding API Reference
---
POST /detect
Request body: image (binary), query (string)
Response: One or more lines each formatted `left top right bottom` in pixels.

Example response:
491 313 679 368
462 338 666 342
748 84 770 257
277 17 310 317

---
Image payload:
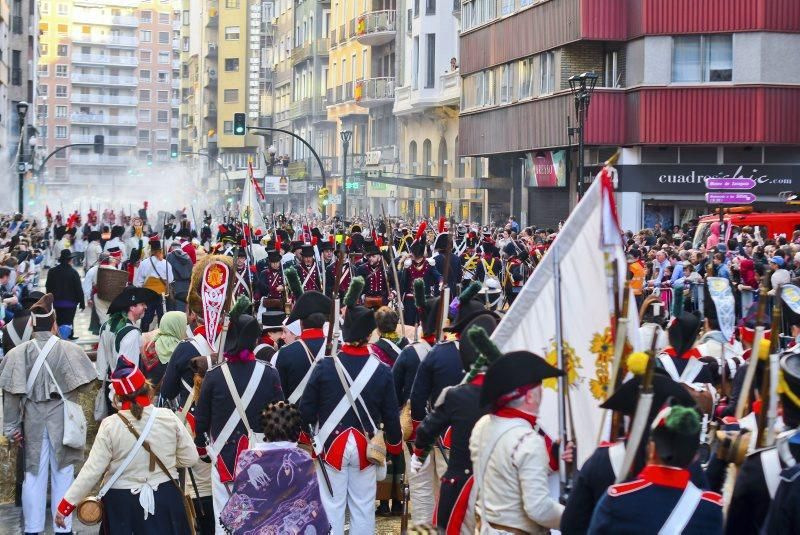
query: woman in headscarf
706 221 721 250
142 311 187 388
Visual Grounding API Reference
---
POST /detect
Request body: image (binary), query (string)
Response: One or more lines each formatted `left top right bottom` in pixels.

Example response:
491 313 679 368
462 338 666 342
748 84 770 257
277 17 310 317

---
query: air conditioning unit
208 68 217 78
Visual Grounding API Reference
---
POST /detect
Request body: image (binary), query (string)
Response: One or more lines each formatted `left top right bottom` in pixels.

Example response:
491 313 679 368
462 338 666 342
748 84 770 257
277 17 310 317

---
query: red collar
638 464 690 489
300 328 326 340
121 395 151 411
341 344 371 356
494 407 537 427
421 334 436 345
470 373 485 386
663 347 702 360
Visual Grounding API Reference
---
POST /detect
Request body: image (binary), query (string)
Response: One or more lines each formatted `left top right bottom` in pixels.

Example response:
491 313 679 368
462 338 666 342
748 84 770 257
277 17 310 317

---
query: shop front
616 164 800 231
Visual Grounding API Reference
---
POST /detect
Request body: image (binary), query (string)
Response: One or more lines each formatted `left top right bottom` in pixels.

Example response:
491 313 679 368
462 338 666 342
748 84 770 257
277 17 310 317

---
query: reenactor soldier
356 241 392 308
400 225 442 326
232 246 253 300
255 250 284 303
502 241 529 306
297 244 322 292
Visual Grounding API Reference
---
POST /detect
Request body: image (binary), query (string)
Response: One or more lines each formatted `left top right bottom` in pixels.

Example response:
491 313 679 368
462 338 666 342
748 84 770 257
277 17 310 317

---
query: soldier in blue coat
270 290 330 404
392 284 439 407
299 279 402 534
588 404 724 534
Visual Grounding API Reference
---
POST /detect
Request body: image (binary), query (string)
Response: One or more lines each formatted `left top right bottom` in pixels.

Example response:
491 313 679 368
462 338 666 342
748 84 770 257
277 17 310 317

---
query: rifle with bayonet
381 205 406 334
435 219 454 341
757 285 783 448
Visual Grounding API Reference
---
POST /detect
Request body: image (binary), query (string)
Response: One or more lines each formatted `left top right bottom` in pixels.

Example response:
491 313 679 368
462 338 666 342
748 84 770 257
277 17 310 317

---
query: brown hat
30 293 55 330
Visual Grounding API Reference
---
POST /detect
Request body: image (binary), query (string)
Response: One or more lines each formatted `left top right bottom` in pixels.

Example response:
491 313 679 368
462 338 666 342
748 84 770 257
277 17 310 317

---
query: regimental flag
491 164 640 467
240 161 266 231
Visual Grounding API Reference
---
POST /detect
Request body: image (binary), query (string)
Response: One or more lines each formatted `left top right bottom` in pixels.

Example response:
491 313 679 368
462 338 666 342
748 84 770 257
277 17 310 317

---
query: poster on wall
526 150 567 188
263 175 289 195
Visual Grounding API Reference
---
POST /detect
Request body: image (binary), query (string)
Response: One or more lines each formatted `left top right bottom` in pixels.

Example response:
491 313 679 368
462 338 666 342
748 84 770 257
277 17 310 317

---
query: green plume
665 405 701 436
229 296 252 321
459 281 482 303
467 326 503 363
285 267 303 297
344 276 365 308
413 278 426 309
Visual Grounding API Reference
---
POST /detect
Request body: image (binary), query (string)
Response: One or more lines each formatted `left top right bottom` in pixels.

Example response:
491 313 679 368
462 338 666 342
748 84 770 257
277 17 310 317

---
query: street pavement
0 304 403 533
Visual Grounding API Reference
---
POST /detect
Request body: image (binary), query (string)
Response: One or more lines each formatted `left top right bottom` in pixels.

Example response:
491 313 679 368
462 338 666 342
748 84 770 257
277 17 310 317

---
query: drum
364 296 384 310
96 268 129 302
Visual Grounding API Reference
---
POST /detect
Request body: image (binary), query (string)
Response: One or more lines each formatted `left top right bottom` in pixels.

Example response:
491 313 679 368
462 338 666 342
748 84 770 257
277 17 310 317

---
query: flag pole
553 246 571 503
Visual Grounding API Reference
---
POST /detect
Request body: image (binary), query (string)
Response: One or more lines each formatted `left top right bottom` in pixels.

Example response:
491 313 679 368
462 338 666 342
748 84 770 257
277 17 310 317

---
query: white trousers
209 463 231 535
406 446 448 526
22 427 74 534
316 434 377 535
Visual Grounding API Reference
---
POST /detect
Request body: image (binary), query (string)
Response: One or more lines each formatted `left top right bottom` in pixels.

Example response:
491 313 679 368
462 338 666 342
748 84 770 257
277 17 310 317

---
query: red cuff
58 498 75 516
386 439 403 456
413 446 425 458
298 431 311 445
409 419 421 442
196 446 207 457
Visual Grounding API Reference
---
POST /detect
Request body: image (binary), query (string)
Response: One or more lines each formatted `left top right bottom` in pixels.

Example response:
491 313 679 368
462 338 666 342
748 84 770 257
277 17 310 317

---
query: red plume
329 235 334 245
376 236 383 247
275 235 282 251
218 224 227 234
143 201 149 209
438 216 446 234
243 224 251 240
240 239 247 248
311 236 318 246
415 221 427 242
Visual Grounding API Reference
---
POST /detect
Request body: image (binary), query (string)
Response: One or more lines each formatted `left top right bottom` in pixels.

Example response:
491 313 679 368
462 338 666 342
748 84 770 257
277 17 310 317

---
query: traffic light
93 134 104 155
146 153 153 166
233 113 246 136
170 143 178 158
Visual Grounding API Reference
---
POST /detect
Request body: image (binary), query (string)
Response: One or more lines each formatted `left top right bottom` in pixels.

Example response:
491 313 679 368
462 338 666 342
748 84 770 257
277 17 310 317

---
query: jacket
271 329 326 400
167 249 193 300
409 341 463 423
45 262 85 308
392 340 432 406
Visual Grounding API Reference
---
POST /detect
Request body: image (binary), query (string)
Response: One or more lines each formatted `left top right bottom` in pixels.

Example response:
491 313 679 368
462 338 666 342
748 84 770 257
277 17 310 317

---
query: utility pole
340 130 352 219
16 101 29 213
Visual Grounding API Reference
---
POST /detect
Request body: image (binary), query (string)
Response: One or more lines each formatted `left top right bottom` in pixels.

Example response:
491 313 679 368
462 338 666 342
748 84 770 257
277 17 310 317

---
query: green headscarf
154 311 188 364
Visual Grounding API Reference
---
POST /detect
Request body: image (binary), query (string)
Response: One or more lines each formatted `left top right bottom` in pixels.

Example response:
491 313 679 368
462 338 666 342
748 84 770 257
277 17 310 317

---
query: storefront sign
289 181 307 194
264 175 289 195
705 192 756 204
705 177 756 190
525 150 567 188
617 165 798 195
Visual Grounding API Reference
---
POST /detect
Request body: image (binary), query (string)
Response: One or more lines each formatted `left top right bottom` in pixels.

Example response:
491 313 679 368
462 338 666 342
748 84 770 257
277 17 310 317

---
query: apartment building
458 0 800 229
37 0 179 195
9 0 37 159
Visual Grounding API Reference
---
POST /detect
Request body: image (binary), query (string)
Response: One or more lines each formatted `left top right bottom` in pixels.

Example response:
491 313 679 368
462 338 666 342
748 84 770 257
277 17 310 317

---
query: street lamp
340 130 352 219
16 101 29 213
567 72 598 202
267 144 277 175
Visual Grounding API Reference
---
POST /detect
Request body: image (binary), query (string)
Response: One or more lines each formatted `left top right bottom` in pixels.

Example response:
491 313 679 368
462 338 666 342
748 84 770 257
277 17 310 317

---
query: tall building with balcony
394 0 472 219
458 0 800 229
37 0 181 196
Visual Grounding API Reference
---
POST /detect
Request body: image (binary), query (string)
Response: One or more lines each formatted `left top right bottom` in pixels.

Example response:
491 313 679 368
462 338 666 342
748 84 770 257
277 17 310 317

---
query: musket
381 205 406 333
435 219 454 341
600 278 632 444
325 245 345 355
400 481 410 534
757 285 783 448
735 282 769 419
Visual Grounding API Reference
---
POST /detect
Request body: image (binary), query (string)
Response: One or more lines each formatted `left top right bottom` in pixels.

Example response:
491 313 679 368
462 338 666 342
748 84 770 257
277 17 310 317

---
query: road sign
705 192 756 205
705 177 757 190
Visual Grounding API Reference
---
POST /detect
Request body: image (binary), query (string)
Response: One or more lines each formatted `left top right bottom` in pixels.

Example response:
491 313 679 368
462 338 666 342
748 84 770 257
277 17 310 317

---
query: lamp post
567 72 598 202
16 101 29 213
267 144 277 175
340 130 352 219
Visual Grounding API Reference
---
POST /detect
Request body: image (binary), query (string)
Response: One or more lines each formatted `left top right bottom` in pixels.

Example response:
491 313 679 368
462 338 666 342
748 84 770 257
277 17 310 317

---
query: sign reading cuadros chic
616 164 797 195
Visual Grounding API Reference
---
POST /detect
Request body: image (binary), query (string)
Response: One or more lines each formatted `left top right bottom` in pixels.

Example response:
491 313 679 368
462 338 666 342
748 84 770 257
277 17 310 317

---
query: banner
263 175 289 195
491 169 640 467
241 172 266 230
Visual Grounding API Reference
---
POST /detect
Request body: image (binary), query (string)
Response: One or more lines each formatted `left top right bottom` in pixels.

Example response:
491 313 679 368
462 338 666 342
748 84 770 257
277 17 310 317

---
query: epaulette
607 479 651 497
434 385 455 409
701 491 724 506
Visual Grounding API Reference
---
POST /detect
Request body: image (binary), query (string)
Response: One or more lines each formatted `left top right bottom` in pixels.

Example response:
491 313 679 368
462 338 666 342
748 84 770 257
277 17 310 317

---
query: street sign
705 177 757 190
705 192 757 204
328 194 341 204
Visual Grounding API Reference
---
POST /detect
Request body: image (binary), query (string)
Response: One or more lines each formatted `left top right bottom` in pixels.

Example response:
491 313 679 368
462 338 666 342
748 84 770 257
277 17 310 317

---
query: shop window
723 146 762 164
764 147 800 164
641 147 678 164
679 147 717 164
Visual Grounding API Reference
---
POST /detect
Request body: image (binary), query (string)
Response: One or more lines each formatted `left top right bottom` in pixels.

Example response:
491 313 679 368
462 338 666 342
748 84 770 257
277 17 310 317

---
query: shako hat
480 351 564 408
111 356 146 396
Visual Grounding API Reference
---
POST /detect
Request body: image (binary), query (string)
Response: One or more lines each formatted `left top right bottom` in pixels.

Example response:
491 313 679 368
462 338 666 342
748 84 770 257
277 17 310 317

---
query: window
225 0 239 7
158 12 169 23
224 58 239 71
40 43 49 55
412 36 419 89
55 85 67 97
57 3 68 15
463 0 497 31
37 104 47 118
140 50 151 62
140 10 152 22
54 167 67 178
157 90 168 103
140 69 151 81
38 84 48 96
462 70 494 110
57 24 68 36
139 108 151 122
422 139 432 175
139 89 151 102
224 89 238 102
500 0 513 16
55 126 68 138
498 63 512 104
38 64 48 76
408 140 417 171
55 64 68 77
157 110 169 123
158 31 169 44
540 51 555 94
55 105 67 118
225 26 240 40
425 34 435 88
223 120 233 134
157 71 168 83
519 57 534 99
603 51 619 88
158 52 169 64
57 44 68 56
182 10 189 24
140 30 152 43
138 129 150 141
426 0 435 14
672 35 732 82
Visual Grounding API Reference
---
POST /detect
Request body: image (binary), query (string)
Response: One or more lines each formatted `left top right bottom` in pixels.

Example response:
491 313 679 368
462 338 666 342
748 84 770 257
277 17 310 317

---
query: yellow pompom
627 352 649 376
758 338 771 361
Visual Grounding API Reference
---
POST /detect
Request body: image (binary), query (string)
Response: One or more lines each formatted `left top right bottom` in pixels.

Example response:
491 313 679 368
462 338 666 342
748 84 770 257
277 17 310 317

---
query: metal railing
70 113 137 125
71 93 138 105
70 134 137 145
356 10 396 37
71 73 138 85
70 34 139 47
71 53 138 66
354 77 395 102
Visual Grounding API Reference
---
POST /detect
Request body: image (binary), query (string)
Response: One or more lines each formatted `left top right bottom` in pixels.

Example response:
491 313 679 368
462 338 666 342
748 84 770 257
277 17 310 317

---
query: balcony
69 154 132 166
204 102 217 117
71 53 138 66
206 3 219 27
71 93 138 106
316 38 330 56
338 24 345 44
171 98 181 107
330 28 337 47
73 13 138 26
70 113 137 126
354 77 394 108
274 109 291 126
70 33 139 47
71 134 137 146
289 96 326 120
111 15 138 26
440 69 460 106
170 118 179 128
172 59 181 69
355 10 396 47
172 78 180 89
71 73 138 86
204 70 217 87
206 43 218 57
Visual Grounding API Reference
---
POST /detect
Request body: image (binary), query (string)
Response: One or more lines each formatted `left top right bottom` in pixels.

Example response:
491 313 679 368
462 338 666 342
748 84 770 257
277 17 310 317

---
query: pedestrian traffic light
146 153 153 166
93 134 104 155
233 113 246 136
170 143 178 158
